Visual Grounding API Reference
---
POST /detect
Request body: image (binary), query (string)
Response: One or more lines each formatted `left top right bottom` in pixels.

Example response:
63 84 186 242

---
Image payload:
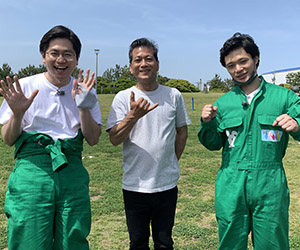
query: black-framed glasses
46 50 76 61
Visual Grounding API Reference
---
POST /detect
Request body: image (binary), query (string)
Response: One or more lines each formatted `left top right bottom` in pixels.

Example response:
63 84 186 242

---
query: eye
146 57 154 62
64 52 74 59
50 52 58 57
240 58 248 64
226 64 234 70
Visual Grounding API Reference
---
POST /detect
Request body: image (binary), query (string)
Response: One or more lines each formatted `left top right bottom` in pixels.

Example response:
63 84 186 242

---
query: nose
235 63 243 73
140 59 147 67
57 54 66 62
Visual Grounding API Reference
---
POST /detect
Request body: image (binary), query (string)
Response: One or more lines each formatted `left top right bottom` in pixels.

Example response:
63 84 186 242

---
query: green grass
1 92 300 249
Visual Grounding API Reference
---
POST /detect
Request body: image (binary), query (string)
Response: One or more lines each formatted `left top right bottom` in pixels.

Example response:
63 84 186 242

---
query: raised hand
273 114 299 133
0 76 39 116
129 91 159 119
201 104 218 122
72 69 96 99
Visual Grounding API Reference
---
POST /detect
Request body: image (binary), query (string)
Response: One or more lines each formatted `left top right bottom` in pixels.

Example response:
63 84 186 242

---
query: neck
240 77 261 95
44 72 71 88
136 80 158 91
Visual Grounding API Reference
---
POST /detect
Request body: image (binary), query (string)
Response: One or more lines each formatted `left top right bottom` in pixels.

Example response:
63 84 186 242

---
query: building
262 67 300 85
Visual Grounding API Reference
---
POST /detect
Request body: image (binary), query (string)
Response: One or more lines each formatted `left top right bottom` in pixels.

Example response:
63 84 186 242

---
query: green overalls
4 131 91 250
198 77 300 250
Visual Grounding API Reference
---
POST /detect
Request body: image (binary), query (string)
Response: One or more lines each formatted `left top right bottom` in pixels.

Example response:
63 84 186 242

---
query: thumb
28 89 39 102
211 106 218 119
130 91 135 103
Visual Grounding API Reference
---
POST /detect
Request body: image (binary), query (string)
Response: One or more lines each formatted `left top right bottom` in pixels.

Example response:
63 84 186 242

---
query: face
42 38 78 86
224 47 258 83
129 46 159 84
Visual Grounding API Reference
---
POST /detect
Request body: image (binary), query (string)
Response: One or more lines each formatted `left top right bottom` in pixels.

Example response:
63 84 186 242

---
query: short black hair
129 38 158 63
220 32 260 68
39 25 81 60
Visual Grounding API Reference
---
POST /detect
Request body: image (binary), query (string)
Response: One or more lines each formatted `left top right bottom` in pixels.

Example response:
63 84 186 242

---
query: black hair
39 25 81 60
220 32 260 68
129 38 158 63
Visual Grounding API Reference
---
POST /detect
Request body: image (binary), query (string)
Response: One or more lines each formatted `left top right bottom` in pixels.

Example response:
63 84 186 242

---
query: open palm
0 76 39 116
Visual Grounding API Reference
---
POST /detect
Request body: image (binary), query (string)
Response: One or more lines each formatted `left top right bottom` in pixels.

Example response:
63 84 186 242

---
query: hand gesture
129 91 158 119
72 69 95 99
273 114 299 133
201 104 217 122
0 76 39 116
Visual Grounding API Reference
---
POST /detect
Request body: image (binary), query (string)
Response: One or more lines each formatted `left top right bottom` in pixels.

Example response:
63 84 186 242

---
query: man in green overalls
198 33 300 249
0 25 102 250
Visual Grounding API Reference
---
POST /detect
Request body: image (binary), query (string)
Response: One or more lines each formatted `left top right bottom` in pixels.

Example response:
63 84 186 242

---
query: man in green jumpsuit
0 25 102 249
198 33 300 249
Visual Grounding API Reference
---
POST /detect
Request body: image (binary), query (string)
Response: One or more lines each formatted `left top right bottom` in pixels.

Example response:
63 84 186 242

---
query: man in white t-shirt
106 38 191 249
0 25 102 250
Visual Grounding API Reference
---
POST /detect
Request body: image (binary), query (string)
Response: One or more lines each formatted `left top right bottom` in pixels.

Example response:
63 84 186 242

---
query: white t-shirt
0 73 102 141
106 85 191 193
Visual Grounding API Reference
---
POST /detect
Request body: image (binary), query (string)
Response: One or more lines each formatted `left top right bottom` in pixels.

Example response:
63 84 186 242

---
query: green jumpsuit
4 131 91 250
198 77 300 250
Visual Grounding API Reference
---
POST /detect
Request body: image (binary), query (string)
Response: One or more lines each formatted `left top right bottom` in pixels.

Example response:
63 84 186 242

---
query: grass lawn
1 92 300 249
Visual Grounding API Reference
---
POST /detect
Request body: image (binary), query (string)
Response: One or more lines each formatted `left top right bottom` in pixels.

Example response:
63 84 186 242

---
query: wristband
75 83 97 109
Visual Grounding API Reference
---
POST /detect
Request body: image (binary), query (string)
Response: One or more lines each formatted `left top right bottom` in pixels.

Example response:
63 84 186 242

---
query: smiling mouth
140 69 150 73
54 66 68 71
236 73 247 80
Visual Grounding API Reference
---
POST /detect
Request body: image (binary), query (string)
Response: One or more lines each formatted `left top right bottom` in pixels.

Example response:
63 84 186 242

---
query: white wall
262 68 300 85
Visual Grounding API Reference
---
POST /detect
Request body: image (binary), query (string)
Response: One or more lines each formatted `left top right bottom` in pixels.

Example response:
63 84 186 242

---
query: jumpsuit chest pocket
220 117 243 153
257 115 285 161
258 115 283 142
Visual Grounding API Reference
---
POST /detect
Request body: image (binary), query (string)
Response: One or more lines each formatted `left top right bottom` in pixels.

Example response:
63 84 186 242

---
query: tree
223 78 234 92
16 64 47 79
164 79 200 92
209 74 233 92
209 74 225 92
102 67 115 82
157 75 170 85
0 63 14 80
111 77 136 93
71 67 81 78
16 64 80 80
121 65 136 81
102 64 135 82
286 72 300 86
96 76 110 94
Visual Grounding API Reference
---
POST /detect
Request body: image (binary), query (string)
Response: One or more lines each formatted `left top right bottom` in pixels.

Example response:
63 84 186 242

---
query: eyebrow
48 49 75 53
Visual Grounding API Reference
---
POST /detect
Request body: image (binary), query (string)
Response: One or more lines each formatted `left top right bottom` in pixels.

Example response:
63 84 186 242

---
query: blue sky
1 0 300 86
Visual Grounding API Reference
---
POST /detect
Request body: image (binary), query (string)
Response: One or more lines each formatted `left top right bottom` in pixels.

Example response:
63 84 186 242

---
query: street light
94 49 100 93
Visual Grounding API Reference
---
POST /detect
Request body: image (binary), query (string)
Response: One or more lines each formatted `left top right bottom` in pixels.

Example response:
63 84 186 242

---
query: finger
78 69 83 82
143 102 151 110
130 91 135 103
272 120 278 127
6 76 16 93
72 79 78 91
86 72 95 89
148 103 159 112
84 69 90 82
13 76 23 93
273 114 285 127
88 78 96 90
0 80 9 92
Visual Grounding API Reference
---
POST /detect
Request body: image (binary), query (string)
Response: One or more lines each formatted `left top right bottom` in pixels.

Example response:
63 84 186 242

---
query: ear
41 52 46 64
129 63 133 74
254 56 259 67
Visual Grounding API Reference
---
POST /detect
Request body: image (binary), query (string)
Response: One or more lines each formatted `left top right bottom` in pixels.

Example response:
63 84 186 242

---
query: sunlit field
1 92 300 249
